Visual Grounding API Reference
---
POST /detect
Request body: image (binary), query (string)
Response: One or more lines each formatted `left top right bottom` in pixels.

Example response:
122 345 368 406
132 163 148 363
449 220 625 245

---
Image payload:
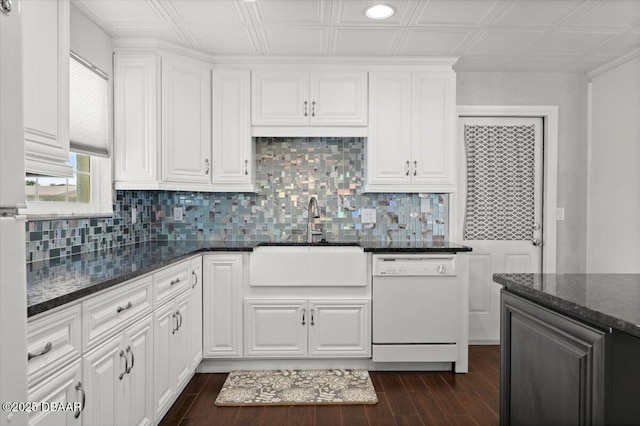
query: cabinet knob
1 0 12 15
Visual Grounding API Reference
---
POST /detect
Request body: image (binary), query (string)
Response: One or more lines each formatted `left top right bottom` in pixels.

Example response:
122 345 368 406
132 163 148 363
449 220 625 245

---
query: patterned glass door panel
456 117 543 343
464 124 536 241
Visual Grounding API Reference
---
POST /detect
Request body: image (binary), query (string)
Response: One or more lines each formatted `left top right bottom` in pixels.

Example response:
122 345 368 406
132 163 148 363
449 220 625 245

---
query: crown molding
588 48 640 81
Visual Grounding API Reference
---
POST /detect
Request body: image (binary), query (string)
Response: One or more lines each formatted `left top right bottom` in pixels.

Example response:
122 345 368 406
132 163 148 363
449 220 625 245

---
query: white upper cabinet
212 69 254 191
22 0 72 177
162 53 212 184
114 54 158 186
366 71 413 187
366 70 457 193
114 47 254 192
252 70 367 127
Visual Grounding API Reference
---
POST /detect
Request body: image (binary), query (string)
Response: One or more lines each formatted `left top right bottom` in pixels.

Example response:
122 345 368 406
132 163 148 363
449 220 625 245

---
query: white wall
457 72 590 273
587 57 640 272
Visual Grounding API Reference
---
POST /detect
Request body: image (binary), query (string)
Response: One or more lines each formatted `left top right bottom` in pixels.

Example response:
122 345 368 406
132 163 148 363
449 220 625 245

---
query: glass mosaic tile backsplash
26 137 448 261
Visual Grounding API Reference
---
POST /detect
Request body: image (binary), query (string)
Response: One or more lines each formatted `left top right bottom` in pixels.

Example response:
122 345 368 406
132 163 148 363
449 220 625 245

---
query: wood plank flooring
160 345 500 426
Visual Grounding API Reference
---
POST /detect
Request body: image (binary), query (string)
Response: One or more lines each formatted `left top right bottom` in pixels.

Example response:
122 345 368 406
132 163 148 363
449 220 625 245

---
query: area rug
214 369 378 406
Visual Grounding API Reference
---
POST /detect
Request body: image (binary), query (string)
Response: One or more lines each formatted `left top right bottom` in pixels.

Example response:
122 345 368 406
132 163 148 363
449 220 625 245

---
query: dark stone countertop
494 273 640 338
27 239 471 317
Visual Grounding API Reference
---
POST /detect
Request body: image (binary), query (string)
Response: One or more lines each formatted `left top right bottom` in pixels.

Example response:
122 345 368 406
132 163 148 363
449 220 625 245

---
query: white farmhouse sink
250 245 367 287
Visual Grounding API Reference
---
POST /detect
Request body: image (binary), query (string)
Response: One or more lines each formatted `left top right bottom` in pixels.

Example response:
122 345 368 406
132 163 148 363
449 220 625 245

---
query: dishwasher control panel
373 255 456 276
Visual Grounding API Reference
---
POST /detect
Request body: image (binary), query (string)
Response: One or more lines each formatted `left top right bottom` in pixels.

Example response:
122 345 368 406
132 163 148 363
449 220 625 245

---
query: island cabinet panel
501 291 606 426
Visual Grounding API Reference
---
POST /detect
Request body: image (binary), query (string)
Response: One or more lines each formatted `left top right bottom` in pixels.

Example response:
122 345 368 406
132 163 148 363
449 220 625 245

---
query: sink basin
256 241 361 247
250 245 367 287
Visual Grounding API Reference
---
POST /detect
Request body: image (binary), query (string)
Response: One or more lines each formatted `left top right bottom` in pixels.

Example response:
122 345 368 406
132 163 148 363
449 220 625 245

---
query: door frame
452 105 558 274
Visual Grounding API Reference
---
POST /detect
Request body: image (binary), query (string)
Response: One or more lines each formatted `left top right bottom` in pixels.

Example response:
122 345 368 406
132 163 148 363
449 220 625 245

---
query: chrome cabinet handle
310 309 315 326
125 345 134 374
301 308 306 326
172 313 178 334
170 277 181 286
74 382 85 419
311 101 316 117
304 101 308 117
1 0 12 15
192 270 198 289
244 159 249 176
28 341 52 361
205 158 210 175
176 310 183 330
119 349 128 380
532 238 543 247
413 161 417 176
405 161 410 176
116 301 133 313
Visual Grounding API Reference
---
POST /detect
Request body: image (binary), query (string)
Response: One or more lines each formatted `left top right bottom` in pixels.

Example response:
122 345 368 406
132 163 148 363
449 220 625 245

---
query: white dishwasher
372 254 460 365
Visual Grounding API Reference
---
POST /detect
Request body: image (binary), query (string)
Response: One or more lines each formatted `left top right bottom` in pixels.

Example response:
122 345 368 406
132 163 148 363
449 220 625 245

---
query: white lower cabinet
189 257 203 370
153 290 193 421
203 254 244 358
27 360 83 426
244 299 371 358
82 315 153 426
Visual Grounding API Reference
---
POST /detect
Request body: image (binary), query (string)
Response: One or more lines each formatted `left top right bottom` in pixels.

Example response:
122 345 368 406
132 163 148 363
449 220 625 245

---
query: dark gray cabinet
500 291 607 425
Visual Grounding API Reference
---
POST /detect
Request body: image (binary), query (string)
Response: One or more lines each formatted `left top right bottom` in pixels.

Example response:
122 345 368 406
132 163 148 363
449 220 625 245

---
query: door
122 316 153 426
458 117 543 343
308 300 371 358
203 255 243 358
251 71 309 125
309 71 368 125
162 53 211 183
28 361 83 426
244 299 307 358
366 71 412 186
189 257 203 370
212 69 252 186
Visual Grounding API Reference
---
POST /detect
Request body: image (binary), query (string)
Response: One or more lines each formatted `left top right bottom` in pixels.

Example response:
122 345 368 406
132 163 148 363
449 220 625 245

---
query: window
22 53 112 217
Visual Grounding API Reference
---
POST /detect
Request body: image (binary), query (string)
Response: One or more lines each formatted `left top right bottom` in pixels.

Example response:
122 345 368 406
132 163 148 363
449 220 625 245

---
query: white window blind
69 53 110 158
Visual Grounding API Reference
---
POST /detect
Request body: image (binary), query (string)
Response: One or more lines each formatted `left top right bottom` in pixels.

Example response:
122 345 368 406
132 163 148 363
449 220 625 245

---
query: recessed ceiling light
365 4 395 20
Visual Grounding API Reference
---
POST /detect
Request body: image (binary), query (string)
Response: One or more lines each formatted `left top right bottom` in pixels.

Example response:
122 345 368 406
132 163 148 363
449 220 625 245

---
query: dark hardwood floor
160 345 500 426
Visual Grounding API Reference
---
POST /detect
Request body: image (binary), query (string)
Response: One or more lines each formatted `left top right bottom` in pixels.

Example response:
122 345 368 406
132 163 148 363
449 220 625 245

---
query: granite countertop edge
28 241 472 317
494 274 640 339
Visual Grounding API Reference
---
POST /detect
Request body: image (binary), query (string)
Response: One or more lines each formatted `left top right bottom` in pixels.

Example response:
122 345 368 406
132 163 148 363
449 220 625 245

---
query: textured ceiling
73 0 640 73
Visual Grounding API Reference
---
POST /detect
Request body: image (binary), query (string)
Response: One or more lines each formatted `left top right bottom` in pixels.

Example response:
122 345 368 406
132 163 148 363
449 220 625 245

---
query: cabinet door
252 71 309 125
173 291 193 391
152 301 177 420
501 291 606 425
22 0 72 176
114 54 158 185
411 72 456 191
122 316 154 426
28 360 83 426
203 255 244 358
366 72 412 188
308 300 371 358
189 257 203 370
81 335 124 426
162 53 212 183
212 69 253 188
244 299 307 358
309 71 367 125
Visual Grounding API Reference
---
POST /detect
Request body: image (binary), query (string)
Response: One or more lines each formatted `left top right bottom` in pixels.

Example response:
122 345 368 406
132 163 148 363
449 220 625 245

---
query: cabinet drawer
154 260 190 306
27 304 81 387
82 276 153 350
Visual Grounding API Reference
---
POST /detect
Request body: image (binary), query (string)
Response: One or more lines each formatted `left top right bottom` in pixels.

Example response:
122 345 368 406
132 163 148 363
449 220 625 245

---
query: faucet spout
307 196 322 243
